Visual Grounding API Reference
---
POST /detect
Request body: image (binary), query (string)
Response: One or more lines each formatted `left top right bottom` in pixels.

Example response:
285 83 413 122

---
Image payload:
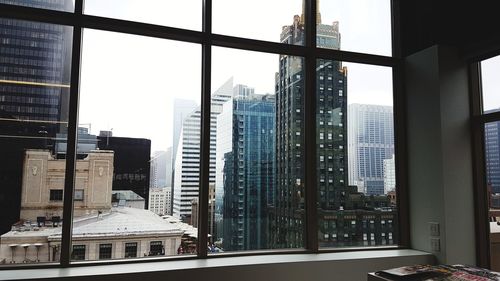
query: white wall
405 45 476 264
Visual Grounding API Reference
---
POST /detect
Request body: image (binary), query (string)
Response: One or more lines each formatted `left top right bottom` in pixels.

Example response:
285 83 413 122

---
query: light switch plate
429 222 440 236
430 237 440 252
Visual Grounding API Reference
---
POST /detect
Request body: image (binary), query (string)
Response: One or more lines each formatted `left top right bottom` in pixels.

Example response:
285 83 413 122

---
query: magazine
377 264 500 281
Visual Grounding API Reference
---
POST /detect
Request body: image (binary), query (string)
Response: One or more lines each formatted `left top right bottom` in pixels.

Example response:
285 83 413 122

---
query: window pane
0 18 72 265
213 0 304 45
211 47 304 253
481 55 500 114
486 121 500 271
317 61 397 248
0 0 74 12
318 0 392 56
84 0 201 31
73 29 200 261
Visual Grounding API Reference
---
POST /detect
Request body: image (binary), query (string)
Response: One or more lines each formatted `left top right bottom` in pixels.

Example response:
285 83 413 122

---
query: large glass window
318 0 392 56
481 55 500 114
0 0 74 12
316 61 396 248
0 0 399 267
84 0 201 31
210 47 304 253
213 0 304 45
0 17 72 265
73 29 200 261
476 55 500 270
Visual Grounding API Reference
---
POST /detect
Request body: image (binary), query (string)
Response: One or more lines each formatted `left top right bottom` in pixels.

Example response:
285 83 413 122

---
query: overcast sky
481 55 500 112
78 0 393 153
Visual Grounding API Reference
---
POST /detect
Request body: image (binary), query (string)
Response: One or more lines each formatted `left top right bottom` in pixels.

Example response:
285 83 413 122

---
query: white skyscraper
172 78 233 222
150 148 172 189
383 154 396 193
149 187 171 216
348 104 394 195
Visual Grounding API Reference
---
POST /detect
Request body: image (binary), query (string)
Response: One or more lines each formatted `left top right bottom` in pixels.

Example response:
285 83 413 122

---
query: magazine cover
377 264 500 281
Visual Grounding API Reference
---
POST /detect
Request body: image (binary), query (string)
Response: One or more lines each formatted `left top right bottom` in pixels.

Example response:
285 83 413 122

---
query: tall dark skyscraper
97 134 152 208
216 86 275 251
272 6 396 249
484 113 500 194
271 8 347 248
0 0 73 234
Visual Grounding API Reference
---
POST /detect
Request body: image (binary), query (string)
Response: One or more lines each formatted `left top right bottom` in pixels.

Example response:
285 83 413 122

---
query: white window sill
0 249 434 281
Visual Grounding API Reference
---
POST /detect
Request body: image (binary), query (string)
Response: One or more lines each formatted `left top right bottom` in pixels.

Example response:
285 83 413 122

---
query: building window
49 190 63 201
71 245 86 261
149 241 164 256
125 242 138 258
74 190 84 201
99 244 112 260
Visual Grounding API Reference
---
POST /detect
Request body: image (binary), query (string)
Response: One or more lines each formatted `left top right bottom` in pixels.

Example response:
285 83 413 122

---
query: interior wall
405 45 476 264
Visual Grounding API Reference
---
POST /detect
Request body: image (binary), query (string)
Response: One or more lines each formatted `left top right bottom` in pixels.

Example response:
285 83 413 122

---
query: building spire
301 0 322 25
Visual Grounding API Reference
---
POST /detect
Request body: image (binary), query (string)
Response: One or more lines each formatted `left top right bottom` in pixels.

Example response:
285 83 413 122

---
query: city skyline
78 1 393 154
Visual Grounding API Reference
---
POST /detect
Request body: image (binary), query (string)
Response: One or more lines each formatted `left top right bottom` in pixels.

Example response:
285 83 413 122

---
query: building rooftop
111 190 145 201
1 208 184 241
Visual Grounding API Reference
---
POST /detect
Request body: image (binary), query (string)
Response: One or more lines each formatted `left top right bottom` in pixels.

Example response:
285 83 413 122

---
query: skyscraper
97 134 151 208
383 154 396 194
216 85 275 251
172 78 232 223
272 8 348 248
0 0 73 234
484 117 500 194
150 148 172 189
348 104 394 195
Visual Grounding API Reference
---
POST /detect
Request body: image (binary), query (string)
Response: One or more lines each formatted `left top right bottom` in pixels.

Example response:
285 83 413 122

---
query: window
125 242 138 258
50 190 63 201
0 0 399 268
71 245 86 261
149 241 164 256
472 55 500 270
74 190 84 201
99 244 112 260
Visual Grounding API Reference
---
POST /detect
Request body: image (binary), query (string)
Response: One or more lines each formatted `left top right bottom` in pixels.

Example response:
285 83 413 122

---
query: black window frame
469 53 500 269
124 242 138 258
149 241 164 256
99 243 112 260
49 189 63 201
71 245 86 261
0 0 407 268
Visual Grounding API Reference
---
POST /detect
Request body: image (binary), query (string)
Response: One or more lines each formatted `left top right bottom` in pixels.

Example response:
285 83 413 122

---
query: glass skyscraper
484 118 500 194
0 0 73 234
216 85 275 251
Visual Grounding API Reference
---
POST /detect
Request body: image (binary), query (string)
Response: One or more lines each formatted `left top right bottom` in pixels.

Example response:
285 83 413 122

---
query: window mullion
60 0 84 267
304 0 319 252
469 62 491 268
197 0 212 258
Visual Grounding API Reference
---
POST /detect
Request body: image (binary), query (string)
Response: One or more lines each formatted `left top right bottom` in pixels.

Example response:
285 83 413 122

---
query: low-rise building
0 150 183 264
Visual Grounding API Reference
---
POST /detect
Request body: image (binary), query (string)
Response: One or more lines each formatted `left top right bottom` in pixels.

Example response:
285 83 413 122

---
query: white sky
481 55 500 112
79 0 393 153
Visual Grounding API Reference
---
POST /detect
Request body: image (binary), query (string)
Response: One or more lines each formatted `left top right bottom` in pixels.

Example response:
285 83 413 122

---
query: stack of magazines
375 264 500 280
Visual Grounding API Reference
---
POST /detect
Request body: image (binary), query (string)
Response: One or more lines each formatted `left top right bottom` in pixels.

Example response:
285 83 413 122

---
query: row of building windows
71 241 162 260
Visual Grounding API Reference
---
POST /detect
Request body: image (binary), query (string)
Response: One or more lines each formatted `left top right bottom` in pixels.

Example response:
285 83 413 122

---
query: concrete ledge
0 249 434 281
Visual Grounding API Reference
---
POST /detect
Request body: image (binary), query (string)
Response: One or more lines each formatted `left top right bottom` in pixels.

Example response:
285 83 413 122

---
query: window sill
0 249 434 281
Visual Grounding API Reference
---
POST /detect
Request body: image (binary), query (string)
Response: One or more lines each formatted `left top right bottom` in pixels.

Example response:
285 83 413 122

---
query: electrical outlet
429 222 440 236
430 237 440 252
